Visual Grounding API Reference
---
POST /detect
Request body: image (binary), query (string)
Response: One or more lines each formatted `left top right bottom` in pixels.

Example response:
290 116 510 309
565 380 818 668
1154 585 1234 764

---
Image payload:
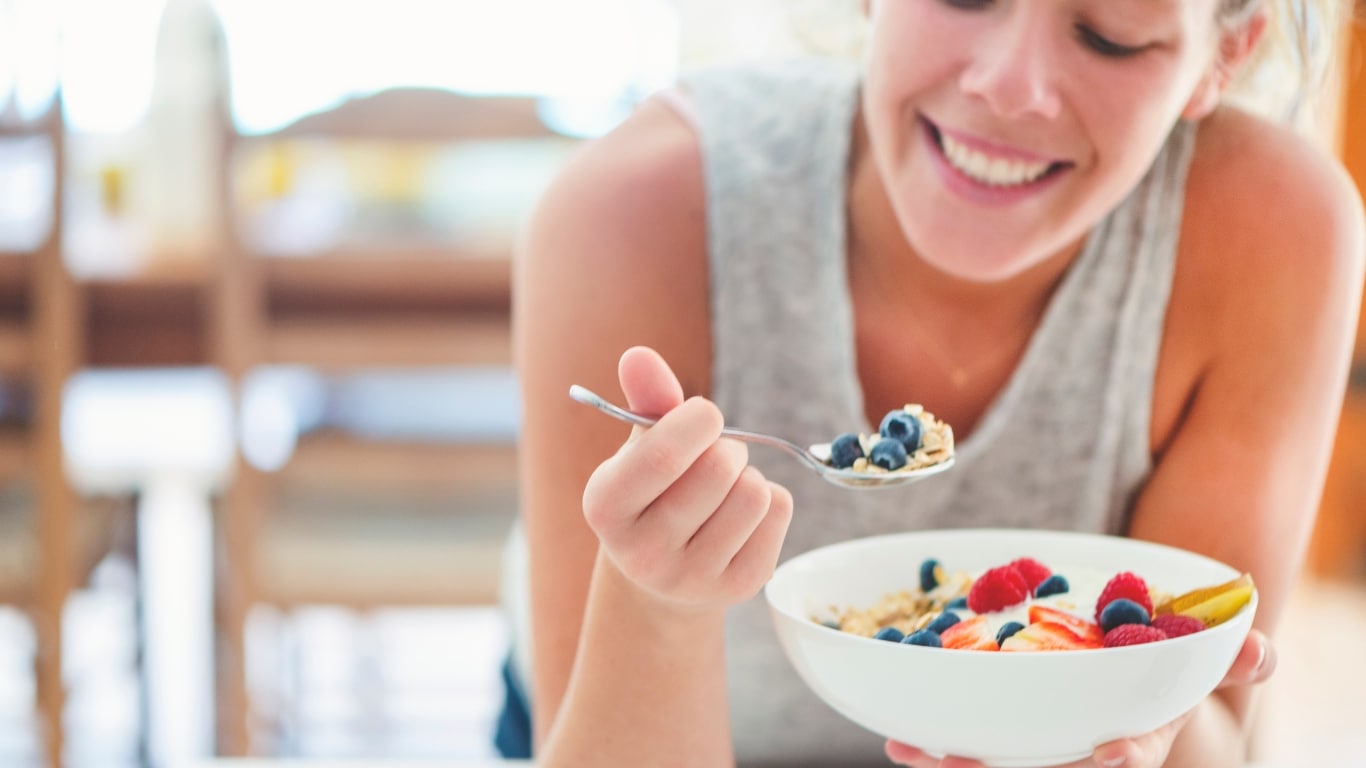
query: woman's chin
913 243 1050 284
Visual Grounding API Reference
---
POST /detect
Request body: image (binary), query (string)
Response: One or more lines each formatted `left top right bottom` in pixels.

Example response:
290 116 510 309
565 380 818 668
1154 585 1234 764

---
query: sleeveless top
501 57 1198 767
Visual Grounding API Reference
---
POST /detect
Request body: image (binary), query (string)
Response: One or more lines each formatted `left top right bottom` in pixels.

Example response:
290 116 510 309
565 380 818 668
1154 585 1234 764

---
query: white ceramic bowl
765 528 1257 767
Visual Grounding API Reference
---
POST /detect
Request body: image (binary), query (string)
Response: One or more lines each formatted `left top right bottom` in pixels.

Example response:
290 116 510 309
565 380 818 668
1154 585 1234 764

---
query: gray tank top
500 57 1197 767
686 58 1196 765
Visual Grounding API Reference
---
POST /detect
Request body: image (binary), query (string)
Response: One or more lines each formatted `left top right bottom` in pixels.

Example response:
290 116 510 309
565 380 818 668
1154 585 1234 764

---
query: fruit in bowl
764 529 1258 768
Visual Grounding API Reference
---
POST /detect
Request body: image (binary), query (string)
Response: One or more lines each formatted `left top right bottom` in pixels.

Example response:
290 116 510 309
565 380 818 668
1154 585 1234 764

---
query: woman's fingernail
1100 757 1127 768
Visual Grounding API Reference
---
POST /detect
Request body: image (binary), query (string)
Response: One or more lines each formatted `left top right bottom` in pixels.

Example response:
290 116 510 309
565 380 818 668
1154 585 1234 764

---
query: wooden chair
209 87 574 755
0 91 93 768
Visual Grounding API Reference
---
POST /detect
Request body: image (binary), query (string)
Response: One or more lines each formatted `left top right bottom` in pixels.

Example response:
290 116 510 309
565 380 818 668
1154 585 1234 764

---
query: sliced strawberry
1027 605 1104 645
940 615 1000 651
1095 572 1154 624
1009 557 1053 591
1000 621 1103 652
967 565 1030 614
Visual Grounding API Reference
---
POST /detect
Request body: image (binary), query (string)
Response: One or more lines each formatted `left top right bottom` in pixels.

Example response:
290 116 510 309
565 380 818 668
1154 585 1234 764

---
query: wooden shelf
265 253 511 311
0 325 31 376
0 429 31 484
277 432 518 497
251 87 556 142
264 315 511 369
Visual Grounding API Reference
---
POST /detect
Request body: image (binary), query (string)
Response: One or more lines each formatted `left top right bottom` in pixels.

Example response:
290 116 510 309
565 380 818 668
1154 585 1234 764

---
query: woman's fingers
1091 708 1193 768
581 345 795 610
634 437 750 551
716 478 793 600
1216 629 1275 689
618 344 685 422
583 396 724 535
884 740 932 766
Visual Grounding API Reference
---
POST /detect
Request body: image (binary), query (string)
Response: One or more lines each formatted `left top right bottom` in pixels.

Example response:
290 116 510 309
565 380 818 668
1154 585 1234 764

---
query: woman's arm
514 98 785 766
1131 108 1366 767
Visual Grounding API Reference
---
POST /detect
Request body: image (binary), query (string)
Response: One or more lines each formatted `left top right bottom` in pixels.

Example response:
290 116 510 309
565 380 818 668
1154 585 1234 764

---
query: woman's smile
920 115 1074 206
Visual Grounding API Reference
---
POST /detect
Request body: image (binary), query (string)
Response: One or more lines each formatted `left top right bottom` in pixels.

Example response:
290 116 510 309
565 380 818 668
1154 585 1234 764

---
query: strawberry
1000 621 1100 652
1151 613 1205 639
1095 572 1154 624
1028 605 1104 645
1103 624 1169 648
940 615 1000 651
968 565 1030 614
1009 557 1053 591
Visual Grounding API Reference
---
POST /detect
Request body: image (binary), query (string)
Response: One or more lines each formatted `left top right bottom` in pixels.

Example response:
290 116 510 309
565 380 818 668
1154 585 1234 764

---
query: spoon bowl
568 385 954 490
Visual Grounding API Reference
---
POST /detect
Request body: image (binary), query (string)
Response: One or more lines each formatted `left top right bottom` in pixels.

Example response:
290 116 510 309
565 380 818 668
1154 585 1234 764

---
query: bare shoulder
515 96 712 395
1153 107 1364 455
1180 107 1366 306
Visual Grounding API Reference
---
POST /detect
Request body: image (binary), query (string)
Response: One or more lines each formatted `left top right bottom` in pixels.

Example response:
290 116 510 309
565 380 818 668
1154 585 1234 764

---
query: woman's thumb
618 346 686 424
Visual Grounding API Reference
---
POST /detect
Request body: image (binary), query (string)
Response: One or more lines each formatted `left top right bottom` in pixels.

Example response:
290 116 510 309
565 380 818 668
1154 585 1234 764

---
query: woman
505 0 1366 765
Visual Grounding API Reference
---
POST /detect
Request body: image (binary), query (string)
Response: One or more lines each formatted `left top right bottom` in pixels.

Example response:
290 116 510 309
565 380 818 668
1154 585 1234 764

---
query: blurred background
0 1 1363 766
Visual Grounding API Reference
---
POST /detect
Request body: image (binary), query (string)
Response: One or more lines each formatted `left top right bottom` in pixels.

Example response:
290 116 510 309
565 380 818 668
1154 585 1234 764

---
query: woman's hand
581 346 794 612
885 629 1276 768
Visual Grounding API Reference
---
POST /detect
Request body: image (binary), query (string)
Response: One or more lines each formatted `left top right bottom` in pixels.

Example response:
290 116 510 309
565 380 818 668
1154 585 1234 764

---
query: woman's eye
1075 25 1147 58
941 0 994 9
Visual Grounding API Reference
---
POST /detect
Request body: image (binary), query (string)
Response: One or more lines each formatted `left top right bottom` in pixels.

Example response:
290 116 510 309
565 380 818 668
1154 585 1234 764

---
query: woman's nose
958 17 1062 121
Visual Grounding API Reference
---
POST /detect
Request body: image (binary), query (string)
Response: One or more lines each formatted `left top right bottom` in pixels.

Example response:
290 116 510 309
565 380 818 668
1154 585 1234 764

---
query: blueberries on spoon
868 438 908 471
828 433 865 469
879 409 924 452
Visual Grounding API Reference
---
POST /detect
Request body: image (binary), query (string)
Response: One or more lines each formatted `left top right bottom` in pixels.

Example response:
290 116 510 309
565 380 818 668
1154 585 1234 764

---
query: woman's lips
920 116 1073 207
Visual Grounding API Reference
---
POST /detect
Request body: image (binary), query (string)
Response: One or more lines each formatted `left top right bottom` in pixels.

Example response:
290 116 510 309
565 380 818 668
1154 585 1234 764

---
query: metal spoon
568 385 954 490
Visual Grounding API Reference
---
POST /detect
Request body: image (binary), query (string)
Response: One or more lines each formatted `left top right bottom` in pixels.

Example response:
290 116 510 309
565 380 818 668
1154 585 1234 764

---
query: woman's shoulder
527 97 705 257
515 97 713 391
1179 107 1365 305
1183 107 1364 270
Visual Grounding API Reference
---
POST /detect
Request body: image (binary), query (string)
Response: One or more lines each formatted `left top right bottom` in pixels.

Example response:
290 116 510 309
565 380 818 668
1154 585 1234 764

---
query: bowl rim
765 527 1258 656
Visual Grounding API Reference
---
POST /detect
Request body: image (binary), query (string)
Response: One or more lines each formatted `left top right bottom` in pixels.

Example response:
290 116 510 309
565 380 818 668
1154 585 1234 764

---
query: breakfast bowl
764 528 1258 767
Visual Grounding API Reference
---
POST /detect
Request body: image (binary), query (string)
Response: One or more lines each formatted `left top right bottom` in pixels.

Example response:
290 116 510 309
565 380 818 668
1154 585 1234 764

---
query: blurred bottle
135 0 229 264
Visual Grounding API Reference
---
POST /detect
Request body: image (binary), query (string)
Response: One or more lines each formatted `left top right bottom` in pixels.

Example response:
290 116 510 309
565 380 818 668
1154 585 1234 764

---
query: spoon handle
568 384 659 429
568 384 819 468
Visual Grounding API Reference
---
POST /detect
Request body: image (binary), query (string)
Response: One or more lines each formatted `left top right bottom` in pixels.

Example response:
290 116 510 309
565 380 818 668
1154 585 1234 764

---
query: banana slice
1154 573 1255 628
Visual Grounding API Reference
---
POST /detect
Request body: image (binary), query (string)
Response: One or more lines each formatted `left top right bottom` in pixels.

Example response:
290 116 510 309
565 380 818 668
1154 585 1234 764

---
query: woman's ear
1181 8 1269 120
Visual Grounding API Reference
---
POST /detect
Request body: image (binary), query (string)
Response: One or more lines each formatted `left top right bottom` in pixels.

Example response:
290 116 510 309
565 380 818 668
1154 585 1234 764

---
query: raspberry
1009 557 1053 591
1151 613 1205 638
1103 624 1168 648
968 565 1030 613
1095 572 1154 624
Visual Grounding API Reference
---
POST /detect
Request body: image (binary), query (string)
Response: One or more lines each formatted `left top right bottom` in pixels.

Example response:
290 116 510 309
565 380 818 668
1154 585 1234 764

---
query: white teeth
939 132 1052 187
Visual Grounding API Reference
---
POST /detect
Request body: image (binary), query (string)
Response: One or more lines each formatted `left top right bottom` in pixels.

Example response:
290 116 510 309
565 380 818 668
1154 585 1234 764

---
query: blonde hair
786 0 1356 131
1221 0 1353 132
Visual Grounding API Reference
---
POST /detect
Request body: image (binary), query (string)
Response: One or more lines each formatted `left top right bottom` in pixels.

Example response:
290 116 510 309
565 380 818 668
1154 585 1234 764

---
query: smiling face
861 0 1231 281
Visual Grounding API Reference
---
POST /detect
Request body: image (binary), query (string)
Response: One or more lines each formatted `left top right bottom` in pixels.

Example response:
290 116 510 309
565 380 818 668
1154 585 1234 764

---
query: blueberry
868 438 908 471
925 611 961 635
873 626 905 643
828 433 865 469
945 597 968 611
879 409 924 452
995 621 1026 646
1034 574 1070 598
918 558 943 592
901 629 943 647
1099 598 1152 633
